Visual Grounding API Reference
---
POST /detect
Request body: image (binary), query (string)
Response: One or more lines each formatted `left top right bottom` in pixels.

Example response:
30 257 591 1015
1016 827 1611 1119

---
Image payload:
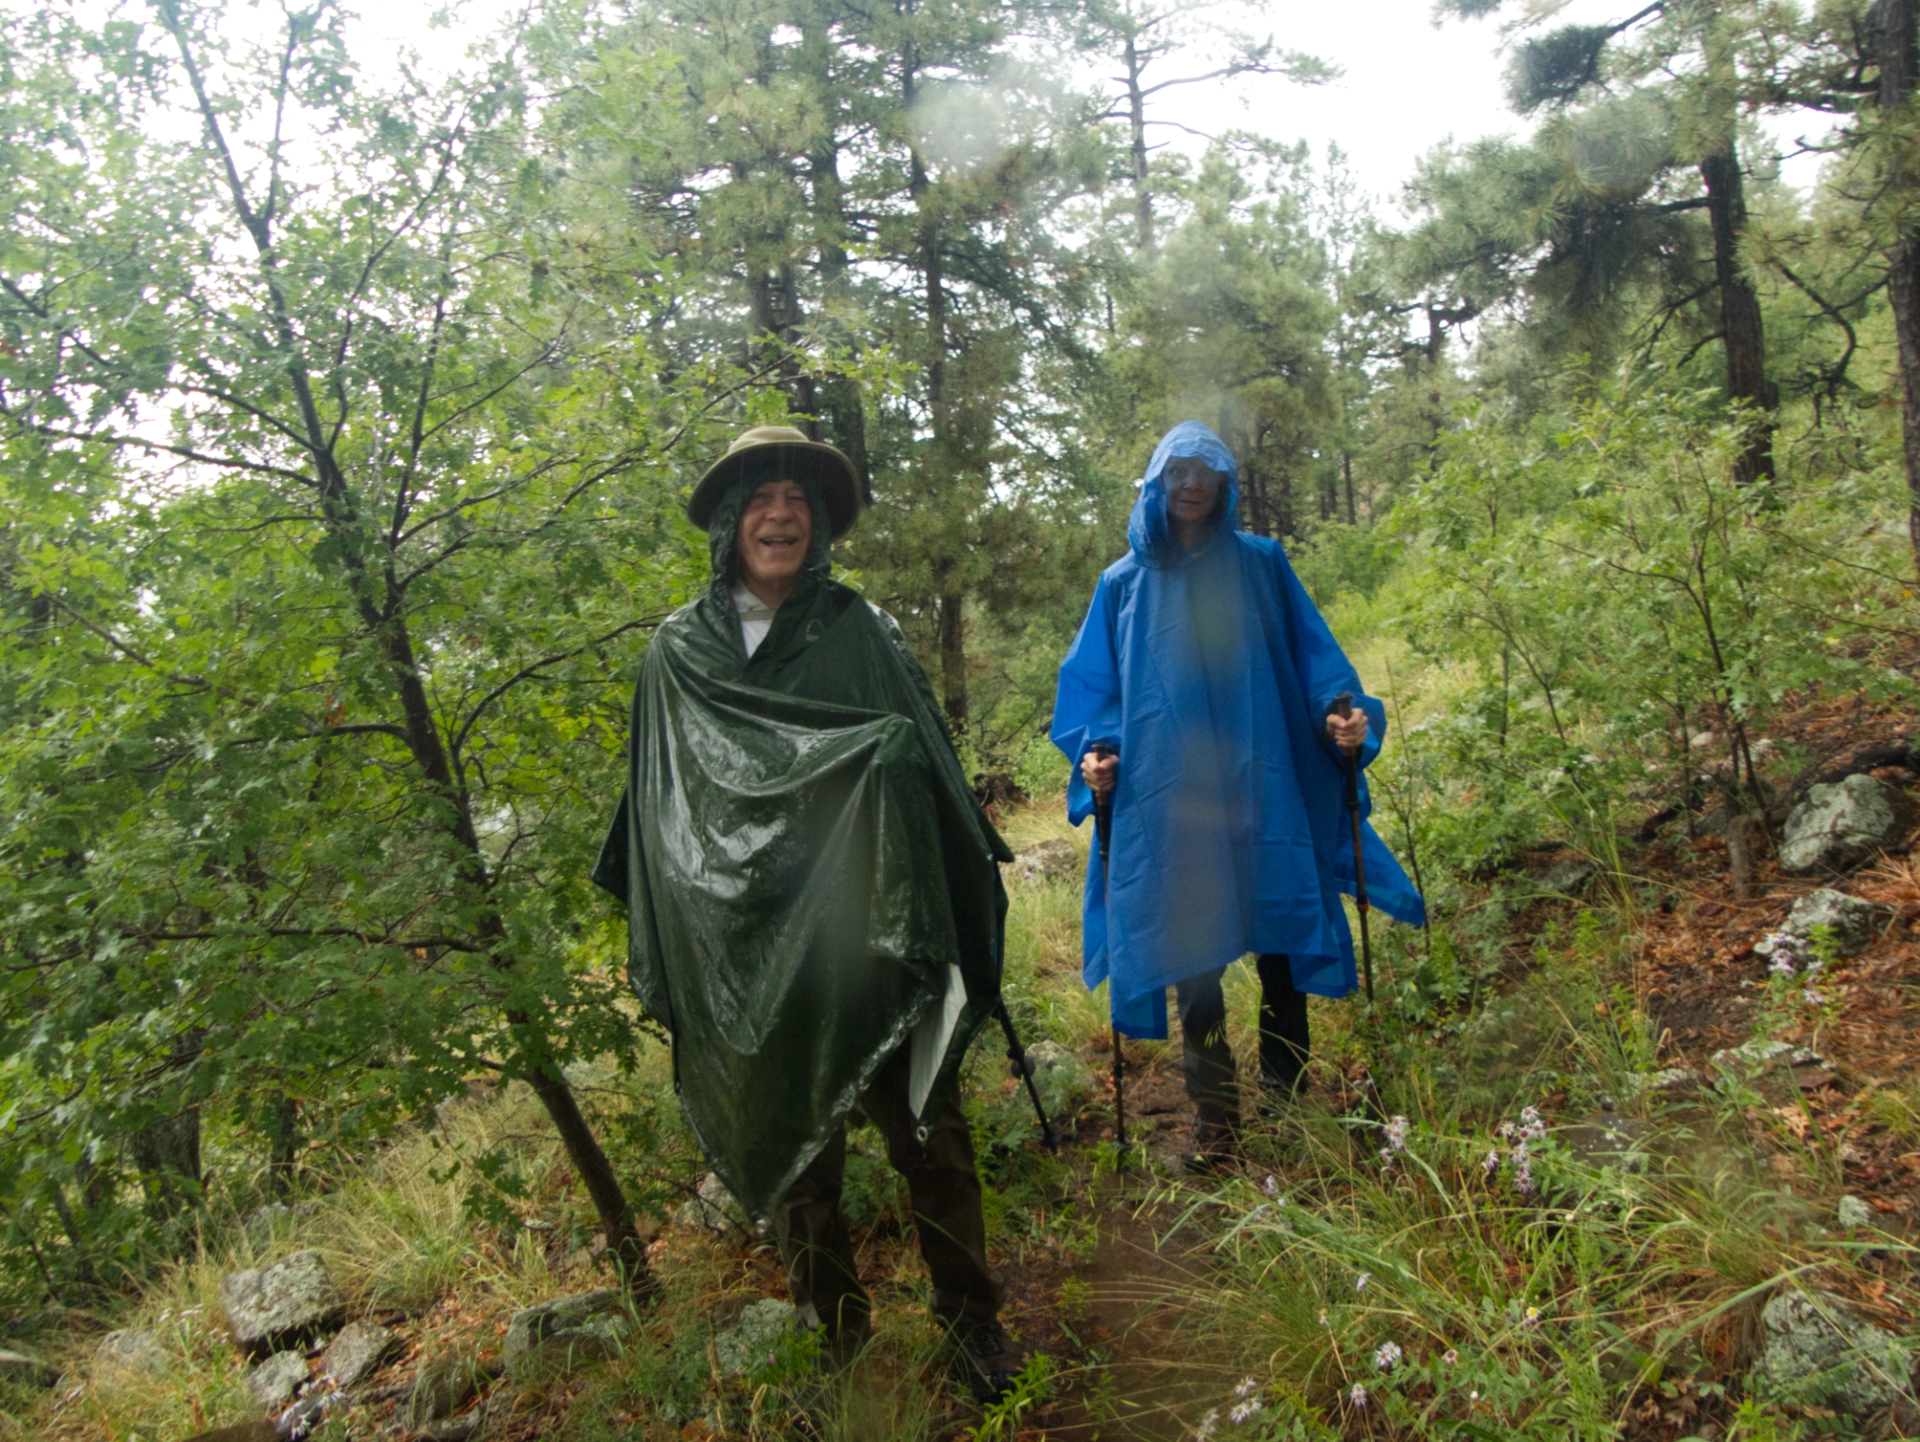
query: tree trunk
132 1030 204 1221
1877 0 1920 576
938 586 968 734
1124 32 1153 253
1343 452 1356 525
1700 143 1774 482
268 1094 299 1197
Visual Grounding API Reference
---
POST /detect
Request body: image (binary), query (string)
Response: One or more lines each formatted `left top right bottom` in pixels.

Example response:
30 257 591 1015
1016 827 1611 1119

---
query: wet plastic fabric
1051 421 1425 1039
593 480 1012 1226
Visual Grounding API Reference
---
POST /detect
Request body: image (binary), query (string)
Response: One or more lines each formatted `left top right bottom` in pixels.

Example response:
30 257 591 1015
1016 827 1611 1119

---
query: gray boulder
1759 1290 1910 1418
713 1298 799 1379
95 1327 167 1373
503 1289 630 1382
218 1250 347 1358
1023 1040 1094 1117
1780 775 1904 875
1782 888 1892 957
320 1318 394 1389
0 1347 57 1388
1009 839 1079 886
674 1172 744 1234
247 1349 309 1406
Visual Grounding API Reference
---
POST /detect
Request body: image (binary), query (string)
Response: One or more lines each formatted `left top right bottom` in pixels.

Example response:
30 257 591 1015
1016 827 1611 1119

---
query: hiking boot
1183 1103 1241 1173
946 1316 1021 1405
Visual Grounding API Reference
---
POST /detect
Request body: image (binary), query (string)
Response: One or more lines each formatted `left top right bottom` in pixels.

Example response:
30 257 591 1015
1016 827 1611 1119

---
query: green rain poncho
592 479 1013 1226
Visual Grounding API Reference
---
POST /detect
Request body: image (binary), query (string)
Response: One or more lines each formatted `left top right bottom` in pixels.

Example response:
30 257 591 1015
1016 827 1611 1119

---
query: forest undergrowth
11 658 1920 1442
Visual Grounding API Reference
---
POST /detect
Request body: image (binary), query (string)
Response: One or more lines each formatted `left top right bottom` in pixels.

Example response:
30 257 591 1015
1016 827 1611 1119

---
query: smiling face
735 477 814 606
1164 456 1221 544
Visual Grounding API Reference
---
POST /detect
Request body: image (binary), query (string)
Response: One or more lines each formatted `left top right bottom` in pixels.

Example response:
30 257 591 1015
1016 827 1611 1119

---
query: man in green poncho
593 425 1019 1400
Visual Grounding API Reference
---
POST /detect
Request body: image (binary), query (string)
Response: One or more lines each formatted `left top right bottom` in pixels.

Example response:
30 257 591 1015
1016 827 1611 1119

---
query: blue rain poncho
1051 422 1424 1039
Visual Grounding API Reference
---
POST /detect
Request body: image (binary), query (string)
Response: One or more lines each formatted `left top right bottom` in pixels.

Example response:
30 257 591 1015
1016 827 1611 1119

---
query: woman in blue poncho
1051 422 1423 1166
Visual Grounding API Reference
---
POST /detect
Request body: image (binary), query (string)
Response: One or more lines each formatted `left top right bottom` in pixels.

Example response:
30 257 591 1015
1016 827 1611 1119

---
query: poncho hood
595 472 1011 1224
1128 420 1243 569
1052 422 1423 1038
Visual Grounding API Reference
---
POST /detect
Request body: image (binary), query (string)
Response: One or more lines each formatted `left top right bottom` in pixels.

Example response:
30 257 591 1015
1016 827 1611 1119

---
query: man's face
736 478 813 591
1164 457 1220 527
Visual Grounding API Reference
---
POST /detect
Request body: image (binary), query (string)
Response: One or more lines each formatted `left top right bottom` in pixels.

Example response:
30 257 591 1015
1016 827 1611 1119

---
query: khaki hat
686 425 864 539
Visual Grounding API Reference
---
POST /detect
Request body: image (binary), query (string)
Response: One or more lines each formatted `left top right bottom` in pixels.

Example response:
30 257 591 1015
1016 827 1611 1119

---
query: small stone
1022 1040 1094 1118
218 1250 347 1358
1605 1067 1700 1106
245 1200 318 1239
0 1347 58 1388
321 1319 394 1389
1711 1039 1793 1071
1539 858 1598 895
713 1298 799 1379
1837 1194 1875 1229
95 1327 166 1373
1008 839 1079 885
1781 888 1892 957
416 1415 485 1442
674 1172 744 1234
1780 775 1904 875
247 1349 308 1406
1759 1290 1910 1418
503 1290 629 1382
404 1356 499 1426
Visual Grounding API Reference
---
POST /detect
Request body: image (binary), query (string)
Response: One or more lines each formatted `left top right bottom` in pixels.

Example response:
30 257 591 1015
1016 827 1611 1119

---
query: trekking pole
994 1000 1062 1153
1333 694 1375 1008
1090 741 1129 1157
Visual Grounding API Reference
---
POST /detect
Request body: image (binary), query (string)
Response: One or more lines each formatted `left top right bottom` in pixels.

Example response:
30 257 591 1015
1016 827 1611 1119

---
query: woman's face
1165 457 1220 530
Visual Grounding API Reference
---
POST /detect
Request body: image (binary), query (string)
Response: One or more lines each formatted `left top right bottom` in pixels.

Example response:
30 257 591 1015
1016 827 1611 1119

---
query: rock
218 1250 347 1358
277 1389 334 1440
1711 1039 1794 1071
1022 1040 1094 1118
0 1347 57 1388
180 1425 279 1442
321 1319 394 1388
1605 1068 1701 1106
1780 775 1905 875
713 1298 799 1379
95 1327 166 1373
404 1356 500 1426
245 1201 319 1239
1560 1113 1648 1171
1539 858 1598 895
1838 1194 1875 1229
503 1290 630 1382
1009 839 1079 885
248 1349 309 1406
415 1416 485 1442
1759 1290 1910 1418
674 1172 744 1234
1780 888 1892 957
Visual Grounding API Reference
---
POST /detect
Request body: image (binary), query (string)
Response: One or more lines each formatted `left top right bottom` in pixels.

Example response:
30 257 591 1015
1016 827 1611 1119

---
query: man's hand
1326 708 1369 754
1081 749 1119 796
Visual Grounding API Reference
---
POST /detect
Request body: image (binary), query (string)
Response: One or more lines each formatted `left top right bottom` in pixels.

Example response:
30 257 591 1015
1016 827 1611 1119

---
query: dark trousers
774 1045 1003 1344
1175 953 1310 1110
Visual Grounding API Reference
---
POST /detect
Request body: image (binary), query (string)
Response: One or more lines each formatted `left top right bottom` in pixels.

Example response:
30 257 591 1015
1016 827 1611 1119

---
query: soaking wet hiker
592 425 1020 1399
1050 421 1425 1170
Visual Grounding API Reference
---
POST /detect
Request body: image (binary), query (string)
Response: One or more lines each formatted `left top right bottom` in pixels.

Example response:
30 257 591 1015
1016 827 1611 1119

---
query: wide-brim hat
687 425 865 539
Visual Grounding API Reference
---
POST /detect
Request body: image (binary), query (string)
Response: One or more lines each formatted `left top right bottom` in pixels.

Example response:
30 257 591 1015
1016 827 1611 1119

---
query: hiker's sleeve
1052 574 1123 827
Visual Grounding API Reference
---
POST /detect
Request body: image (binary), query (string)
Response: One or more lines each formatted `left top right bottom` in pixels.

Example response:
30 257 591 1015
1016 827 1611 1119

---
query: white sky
343 0 1832 209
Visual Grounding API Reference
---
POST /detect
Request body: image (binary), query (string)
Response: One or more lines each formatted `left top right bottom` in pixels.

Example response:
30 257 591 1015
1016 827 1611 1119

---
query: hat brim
687 438 863 539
